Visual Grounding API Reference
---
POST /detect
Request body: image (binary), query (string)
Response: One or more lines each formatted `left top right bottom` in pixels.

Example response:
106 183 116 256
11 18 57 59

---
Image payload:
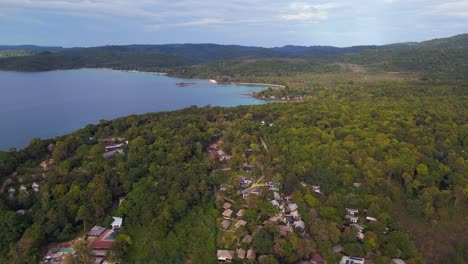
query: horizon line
1 33 466 49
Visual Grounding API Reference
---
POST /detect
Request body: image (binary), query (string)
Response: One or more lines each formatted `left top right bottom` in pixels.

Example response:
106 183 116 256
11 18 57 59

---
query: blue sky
0 0 467 47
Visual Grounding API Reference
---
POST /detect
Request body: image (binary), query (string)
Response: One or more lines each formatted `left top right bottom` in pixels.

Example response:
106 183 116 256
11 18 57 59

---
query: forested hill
0 48 191 72
382 34 468 50
0 34 467 75
0 45 63 51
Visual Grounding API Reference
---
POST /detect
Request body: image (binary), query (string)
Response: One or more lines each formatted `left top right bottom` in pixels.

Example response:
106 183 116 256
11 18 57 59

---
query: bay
0 69 265 150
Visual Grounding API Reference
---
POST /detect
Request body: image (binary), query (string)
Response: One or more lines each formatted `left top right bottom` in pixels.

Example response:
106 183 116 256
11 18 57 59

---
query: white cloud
279 2 341 22
146 18 262 31
280 12 328 21
174 18 225 27
434 1 468 17
0 0 161 19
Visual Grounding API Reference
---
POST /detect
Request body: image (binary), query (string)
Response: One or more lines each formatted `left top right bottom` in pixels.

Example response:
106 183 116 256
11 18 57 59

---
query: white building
32 182 40 192
111 217 123 230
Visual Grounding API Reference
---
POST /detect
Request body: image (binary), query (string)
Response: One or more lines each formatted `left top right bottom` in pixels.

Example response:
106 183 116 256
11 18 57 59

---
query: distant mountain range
0 34 467 75
0 45 63 51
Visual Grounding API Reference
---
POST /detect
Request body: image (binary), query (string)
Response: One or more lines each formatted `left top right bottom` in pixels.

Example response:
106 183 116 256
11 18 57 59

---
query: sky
0 0 467 47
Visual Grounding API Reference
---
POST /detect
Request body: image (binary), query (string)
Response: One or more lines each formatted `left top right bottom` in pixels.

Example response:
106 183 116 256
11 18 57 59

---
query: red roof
92 229 113 249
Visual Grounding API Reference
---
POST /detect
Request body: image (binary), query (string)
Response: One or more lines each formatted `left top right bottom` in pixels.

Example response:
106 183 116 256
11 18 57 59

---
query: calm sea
0 69 265 150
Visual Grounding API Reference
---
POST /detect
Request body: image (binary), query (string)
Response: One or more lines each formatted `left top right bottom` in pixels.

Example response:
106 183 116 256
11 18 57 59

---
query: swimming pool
58 248 75 253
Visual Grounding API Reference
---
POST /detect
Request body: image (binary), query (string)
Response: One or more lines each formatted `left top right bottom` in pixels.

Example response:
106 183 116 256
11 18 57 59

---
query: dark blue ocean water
0 69 265 150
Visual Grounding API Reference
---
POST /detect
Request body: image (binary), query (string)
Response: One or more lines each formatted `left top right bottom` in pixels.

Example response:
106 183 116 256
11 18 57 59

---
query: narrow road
260 137 269 152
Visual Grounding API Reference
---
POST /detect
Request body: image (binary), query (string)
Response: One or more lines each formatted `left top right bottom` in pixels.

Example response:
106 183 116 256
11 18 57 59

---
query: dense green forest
0 73 466 263
0 34 467 264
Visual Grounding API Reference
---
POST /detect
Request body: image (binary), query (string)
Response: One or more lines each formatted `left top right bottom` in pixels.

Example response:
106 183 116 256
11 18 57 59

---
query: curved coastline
78 68 289 102
0 68 271 150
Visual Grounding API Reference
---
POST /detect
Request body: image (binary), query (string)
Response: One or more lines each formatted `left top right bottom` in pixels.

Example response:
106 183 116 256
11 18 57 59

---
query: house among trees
271 199 280 208
345 215 359 223
217 149 231 161
242 188 262 199
103 149 124 159
340 256 365 264
268 216 282 224
350 223 365 240
266 182 280 191
222 202 232 210
217 250 234 262
288 203 298 212
235 220 247 229
236 209 245 218
111 217 123 230
222 209 234 219
242 235 253 244
219 184 233 191
20 185 27 193
221 220 231 230
279 225 292 236
105 143 124 152
332 245 344 253
240 177 253 188
350 223 364 233
99 137 126 145
32 182 39 192
40 159 54 171
345 208 359 223
247 248 256 260
88 226 107 237
273 192 282 201
293 220 306 230
311 253 325 264
392 258 406 264
346 208 359 215
312 185 321 194
92 229 118 250
236 248 246 259
8 187 15 199
290 210 300 220
366 216 377 222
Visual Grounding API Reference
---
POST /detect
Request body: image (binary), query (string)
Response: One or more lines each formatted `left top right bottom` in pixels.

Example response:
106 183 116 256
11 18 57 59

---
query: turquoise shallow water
0 69 265 150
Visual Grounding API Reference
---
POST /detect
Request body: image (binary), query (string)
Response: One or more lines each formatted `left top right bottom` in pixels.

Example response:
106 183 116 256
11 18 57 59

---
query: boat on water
176 82 196 87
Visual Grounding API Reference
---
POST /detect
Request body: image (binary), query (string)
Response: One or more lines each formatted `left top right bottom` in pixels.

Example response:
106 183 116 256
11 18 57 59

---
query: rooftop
332 245 344 253
340 256 365 264
242 235 253 244
237 248 246 259
88 226 107 237
222 209 233 218
236 209 246 217
288 203 298 212
217 250 234 260
392 258 406 264
235 220 247 229
93 229 118 249
247 248 256 260
221 220 231 230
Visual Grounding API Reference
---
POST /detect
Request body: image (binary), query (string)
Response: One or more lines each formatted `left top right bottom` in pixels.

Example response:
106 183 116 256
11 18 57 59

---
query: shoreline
3 66 293 102
217 81 285 88
78 67 168 75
